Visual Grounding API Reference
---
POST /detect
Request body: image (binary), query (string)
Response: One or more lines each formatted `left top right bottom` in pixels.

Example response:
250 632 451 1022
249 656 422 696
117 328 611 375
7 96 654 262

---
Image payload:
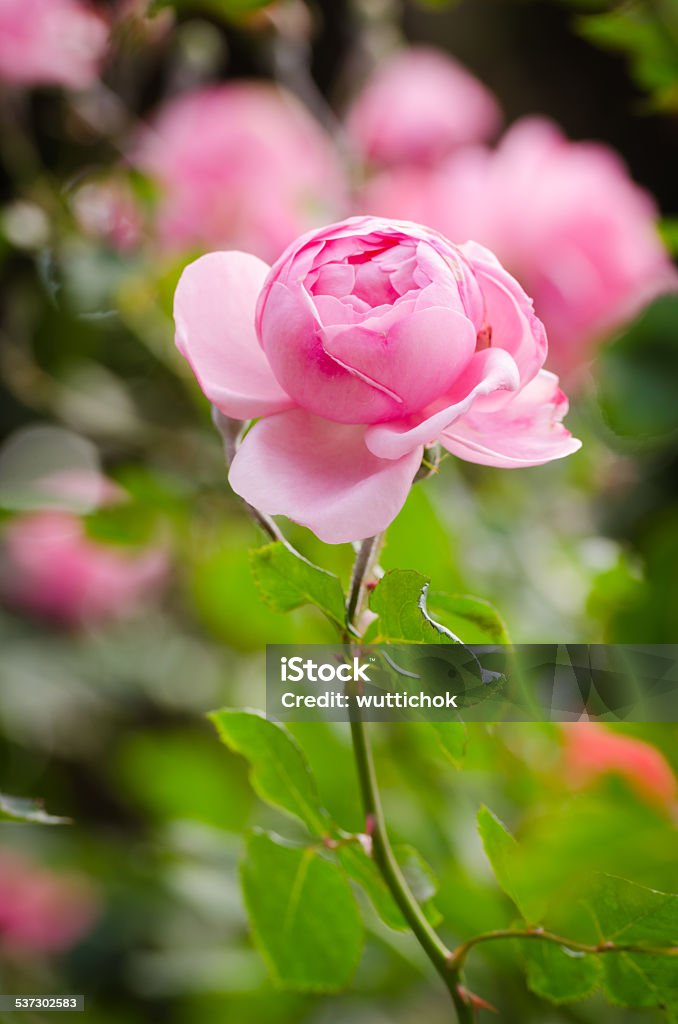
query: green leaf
367 569 462 644
477 806 545 924
576 6 678 110
250 542 346 630
427 721 467 767
659 217 678 257
518 940 600 1004
338 842 441 931
597 296 678 444
0 793 71 825
427 592 511 645
210 709 329 834
241 831 363 992
586 875 678 1012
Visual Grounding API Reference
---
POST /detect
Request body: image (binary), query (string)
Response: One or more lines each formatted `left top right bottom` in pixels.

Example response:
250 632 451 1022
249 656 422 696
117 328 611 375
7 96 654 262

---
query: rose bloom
1 510 168 627
132 82 348 263
345 46 501 168
562 723 677 810
0 849 98 956
174 216 580 544
360 118 677 378
0 0 108 89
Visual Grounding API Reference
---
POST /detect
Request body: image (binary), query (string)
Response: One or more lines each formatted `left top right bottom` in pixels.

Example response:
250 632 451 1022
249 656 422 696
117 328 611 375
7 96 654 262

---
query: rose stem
345 536 472 1022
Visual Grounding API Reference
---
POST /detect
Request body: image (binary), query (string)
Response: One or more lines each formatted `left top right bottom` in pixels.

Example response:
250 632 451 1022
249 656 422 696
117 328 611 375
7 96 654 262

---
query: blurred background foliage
1 0 678 1021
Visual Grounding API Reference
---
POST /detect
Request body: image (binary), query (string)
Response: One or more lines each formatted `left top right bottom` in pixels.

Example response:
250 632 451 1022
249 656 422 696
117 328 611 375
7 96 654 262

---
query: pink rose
561 723 677 810
132 82 348 263
1 510 168 627
0 0 108 89
345 47 501 168
360 118 677 378
0 849 98 955
174 216 580 544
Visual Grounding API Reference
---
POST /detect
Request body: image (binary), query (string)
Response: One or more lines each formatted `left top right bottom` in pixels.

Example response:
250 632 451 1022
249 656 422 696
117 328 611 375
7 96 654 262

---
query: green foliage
210 709 329 834
250 542 347 631
149 0 275 21
518 940 600 1004
241 831 363 992
596 296 678 444
0 792 70 824
367 569 460 643
427 592 512 645
586 875 678 1012
426 721 467 767
573 1 678 110
477 805 546 924
381 485 463 587
115 729 253 831
659 217 678 256
411 0 459 7
190 519 339 649
366 569 509 646
339 842 442 930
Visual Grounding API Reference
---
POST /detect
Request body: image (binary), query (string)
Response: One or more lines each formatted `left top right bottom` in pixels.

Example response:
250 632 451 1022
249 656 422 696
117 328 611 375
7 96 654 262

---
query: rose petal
365 347 520 459
260 281 400 423
323 306 476 414
440 369 581 467
174 251 294 419
461 241 548 386
228 409 423 544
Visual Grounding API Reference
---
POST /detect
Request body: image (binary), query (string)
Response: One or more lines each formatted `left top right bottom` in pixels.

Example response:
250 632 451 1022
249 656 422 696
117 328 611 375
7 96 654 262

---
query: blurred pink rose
174 216 580 544
0 0 108 89
345 47 501 168
72 177 143 252
132 82 348 263
360 118 677 378
0 849 98 955
1 510 168 627
562 723 677 810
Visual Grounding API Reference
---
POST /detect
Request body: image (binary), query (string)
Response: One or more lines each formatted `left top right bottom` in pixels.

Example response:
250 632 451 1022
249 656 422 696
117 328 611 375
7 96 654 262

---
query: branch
448 927 678 971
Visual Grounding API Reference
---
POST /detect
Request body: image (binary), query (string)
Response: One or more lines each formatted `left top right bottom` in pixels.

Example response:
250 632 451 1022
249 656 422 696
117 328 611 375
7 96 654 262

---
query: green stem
346 533 382 628
346 538 472 1023
449 927 678 970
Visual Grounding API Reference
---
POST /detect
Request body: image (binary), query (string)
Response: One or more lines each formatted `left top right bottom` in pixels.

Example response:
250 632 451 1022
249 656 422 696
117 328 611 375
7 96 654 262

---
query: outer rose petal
365 348 520 460
174 252 294 419
461 241 548 386
441 369 581 467
228 410 423 544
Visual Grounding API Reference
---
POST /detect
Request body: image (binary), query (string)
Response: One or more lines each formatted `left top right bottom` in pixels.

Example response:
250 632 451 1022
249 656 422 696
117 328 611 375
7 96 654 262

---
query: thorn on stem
457 985 498 1014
